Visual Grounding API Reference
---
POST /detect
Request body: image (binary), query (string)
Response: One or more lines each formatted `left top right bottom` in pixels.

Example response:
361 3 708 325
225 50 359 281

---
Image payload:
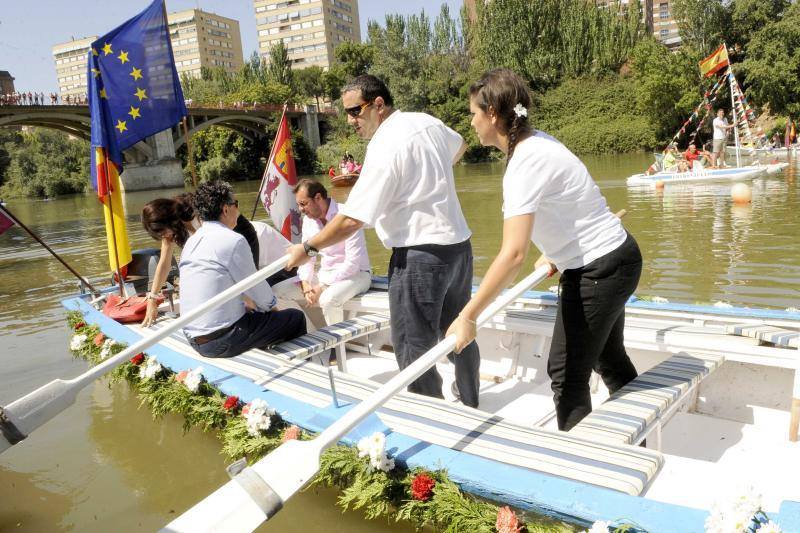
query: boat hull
627 165 765 185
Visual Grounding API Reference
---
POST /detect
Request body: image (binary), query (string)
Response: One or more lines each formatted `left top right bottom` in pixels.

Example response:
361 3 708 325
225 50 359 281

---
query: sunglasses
344 100 373 118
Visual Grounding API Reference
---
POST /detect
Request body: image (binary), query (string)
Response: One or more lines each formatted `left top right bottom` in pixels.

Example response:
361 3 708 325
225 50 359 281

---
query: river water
1 153 798 531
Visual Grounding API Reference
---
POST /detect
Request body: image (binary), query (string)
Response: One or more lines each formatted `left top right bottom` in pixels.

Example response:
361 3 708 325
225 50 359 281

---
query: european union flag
88 0 186 194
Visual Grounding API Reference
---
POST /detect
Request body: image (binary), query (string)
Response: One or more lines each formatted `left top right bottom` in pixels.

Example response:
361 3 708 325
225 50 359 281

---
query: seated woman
662 145 678 171
141 193 259 327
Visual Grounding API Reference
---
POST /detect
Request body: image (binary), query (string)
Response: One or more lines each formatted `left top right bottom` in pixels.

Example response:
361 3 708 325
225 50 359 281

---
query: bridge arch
174 115 274 151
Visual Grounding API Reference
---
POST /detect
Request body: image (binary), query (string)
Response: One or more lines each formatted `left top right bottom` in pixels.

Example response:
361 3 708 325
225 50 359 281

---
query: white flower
357 432 394 472
652 296 669 304
713 301 733 308
513 103 527 118
786 307 799 313
586 521 612 533
182 367 204 393
70 334 87 351
99 338 116 359
139 356 163 380
243 398 276 436
705 484 763 533
758 520 783 533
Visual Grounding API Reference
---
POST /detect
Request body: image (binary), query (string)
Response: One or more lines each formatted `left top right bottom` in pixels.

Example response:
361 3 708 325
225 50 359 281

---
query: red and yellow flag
259 113 301 242
94 148 132 272
699 44 730 78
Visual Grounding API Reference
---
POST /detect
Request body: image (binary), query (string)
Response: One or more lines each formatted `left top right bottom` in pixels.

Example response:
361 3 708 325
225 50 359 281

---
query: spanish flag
699 44 730 78
93 148 132 272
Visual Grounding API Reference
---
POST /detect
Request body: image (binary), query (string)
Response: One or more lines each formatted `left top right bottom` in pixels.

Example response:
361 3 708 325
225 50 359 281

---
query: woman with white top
447 69 643 431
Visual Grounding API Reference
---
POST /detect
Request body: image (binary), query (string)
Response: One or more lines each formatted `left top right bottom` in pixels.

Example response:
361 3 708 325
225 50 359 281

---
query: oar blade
1 379 79 452
164 439 321 532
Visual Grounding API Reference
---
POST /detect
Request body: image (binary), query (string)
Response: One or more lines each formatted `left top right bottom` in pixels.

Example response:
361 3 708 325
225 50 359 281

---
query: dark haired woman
447 68 643 431
141 193 259 327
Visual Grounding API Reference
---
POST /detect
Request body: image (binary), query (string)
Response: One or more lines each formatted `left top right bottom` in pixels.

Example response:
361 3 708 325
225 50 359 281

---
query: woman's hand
534 254 557 277
446 315 477 354
142 299 159 327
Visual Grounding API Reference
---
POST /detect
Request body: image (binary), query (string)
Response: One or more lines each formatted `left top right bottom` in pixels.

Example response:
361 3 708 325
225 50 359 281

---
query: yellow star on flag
92 48 99 57
115 120 128 133
117 51 129 64
91 68 101 78
134 87 148 101
102 42 113 56
128 106 141 120
129 67 143 81
100 88 108 99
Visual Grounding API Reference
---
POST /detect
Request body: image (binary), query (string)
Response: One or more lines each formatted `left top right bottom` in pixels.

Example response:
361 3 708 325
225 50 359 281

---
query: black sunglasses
344 100 373 118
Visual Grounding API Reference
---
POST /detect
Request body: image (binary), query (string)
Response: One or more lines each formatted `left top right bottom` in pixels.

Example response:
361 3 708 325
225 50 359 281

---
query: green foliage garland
65 311 574 532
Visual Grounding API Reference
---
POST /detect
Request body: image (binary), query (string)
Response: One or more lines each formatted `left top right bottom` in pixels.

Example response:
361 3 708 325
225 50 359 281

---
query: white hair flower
513 103 528 118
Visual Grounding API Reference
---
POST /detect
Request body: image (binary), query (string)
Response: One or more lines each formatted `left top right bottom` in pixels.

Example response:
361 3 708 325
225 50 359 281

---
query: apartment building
168 9 245 78
254 0 361 69
652 0 681 49
52 36 96 100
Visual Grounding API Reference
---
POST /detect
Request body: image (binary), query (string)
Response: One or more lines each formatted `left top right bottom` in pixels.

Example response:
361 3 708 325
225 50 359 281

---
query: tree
266 42 293 86
333 41 374 79
729 0 789 51
294 66 327 109
671 0 731 54
740 2 800 117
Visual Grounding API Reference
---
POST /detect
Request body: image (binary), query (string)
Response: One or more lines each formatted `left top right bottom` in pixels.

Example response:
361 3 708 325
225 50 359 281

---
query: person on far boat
328 166 336 178
140 192 260 327
286 74 481 408
662 144 679 172
179 180 307 358
711 109 735 168
294 179 371 327
684 143 711 171
446 68 643 431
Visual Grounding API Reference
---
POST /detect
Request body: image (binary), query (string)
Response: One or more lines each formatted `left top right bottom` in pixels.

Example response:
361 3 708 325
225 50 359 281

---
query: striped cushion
726 324 799 348
570 353 724 445
267 313 390 360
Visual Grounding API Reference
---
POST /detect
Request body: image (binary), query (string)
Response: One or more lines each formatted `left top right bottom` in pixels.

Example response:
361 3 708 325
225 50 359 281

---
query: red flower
73 321 85 331
93 333 105 346
223 396 239 411
130 353 145 365
282 425 302 442
410 473 436 501
495 506 521 533
175 370 188 383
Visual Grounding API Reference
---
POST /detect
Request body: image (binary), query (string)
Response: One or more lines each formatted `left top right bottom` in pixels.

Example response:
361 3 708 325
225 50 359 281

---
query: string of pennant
665 74 727 149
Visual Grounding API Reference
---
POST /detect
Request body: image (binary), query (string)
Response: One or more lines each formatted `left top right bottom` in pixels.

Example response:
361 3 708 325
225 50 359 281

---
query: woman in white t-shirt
447 69 643 431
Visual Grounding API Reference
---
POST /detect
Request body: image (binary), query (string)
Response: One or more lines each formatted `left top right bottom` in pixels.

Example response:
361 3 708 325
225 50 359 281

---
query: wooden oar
164 263 553 533
0 255 291 455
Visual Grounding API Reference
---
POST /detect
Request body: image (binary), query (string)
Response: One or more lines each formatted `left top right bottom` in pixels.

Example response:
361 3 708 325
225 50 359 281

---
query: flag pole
250 102 289 221
182 117 198 188
101 153 126 297
0 204 101 296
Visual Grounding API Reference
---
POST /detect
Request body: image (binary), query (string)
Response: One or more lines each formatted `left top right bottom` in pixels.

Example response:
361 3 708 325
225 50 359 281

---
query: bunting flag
0 204 14 235
88 0 186 273
259 112 301 243
699 44 730 78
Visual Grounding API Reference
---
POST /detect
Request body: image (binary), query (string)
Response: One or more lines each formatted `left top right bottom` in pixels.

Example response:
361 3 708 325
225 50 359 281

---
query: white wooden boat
627 165 766 185
61 272 800 531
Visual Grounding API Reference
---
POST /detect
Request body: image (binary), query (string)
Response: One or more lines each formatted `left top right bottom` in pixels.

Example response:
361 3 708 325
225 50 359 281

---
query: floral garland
67 312 787 533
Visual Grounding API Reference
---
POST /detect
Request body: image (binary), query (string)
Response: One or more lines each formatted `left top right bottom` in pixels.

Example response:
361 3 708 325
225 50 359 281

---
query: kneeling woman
448 69 643 431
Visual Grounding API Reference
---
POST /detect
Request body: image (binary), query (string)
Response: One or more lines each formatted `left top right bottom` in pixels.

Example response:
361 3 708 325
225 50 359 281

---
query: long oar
0 255 291 455
164 263 553 533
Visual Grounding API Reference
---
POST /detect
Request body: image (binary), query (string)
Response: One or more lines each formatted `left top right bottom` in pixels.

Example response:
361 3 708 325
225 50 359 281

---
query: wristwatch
302 241 319 257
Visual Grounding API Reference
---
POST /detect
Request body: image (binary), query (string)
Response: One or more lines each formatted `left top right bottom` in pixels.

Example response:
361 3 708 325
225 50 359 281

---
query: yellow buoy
731 183 752 204
655 180 665 190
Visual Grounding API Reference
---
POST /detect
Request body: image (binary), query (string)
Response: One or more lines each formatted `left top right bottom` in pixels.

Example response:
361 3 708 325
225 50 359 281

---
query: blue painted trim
62 296 800 532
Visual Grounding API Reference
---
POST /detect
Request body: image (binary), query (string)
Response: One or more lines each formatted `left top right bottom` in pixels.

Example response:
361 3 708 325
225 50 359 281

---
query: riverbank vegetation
2 0 798 197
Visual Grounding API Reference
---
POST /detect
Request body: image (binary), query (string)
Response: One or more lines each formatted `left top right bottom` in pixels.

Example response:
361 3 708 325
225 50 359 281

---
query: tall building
593 0 654 35
52 36 96 100
168 9 245 79
0 71 15 94
254 0 362 69
652 0 681 49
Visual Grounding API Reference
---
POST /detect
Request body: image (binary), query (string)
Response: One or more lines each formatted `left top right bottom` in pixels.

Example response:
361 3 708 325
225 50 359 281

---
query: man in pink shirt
294 179 371 326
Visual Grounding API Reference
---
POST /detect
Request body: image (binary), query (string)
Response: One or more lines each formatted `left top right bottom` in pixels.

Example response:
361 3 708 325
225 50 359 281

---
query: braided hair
469 69 532 162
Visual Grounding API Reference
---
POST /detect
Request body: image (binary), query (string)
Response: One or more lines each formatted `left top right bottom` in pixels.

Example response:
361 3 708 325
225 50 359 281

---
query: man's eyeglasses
228 199 239 208
344 100 373 118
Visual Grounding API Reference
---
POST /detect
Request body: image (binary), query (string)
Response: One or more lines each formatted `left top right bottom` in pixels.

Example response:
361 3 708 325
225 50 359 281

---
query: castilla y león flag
699 44 730 78
259 113 301 243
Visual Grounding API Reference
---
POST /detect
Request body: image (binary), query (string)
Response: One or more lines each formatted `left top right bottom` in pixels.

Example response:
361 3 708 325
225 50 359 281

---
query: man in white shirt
294 179 371 326
286 75 480 407
180 180 307 358
711 108 735 168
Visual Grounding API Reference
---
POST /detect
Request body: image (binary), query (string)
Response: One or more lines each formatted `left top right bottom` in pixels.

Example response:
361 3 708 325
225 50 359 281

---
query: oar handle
0 255 291 453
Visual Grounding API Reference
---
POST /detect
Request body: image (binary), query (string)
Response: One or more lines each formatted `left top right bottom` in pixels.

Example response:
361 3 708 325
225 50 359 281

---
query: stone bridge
0 103 328 190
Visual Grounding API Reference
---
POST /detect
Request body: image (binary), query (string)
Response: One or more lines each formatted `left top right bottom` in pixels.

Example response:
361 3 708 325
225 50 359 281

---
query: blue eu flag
88 0 186 193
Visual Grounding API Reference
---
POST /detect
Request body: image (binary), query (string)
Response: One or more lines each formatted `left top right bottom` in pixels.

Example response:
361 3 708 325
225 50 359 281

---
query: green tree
266 42 293 86
729 0 789 51
740 2 800 117
333 41 374 79
671 0 731 54
294 65 327 108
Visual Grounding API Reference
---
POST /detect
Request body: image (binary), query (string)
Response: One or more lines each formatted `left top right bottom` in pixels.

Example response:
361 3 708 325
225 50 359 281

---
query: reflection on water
1 154 799 530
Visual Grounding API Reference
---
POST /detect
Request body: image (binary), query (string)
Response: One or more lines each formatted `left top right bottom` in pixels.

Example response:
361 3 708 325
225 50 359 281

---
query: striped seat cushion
570 353 724 445
268 312 390 361
726 324 799 349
